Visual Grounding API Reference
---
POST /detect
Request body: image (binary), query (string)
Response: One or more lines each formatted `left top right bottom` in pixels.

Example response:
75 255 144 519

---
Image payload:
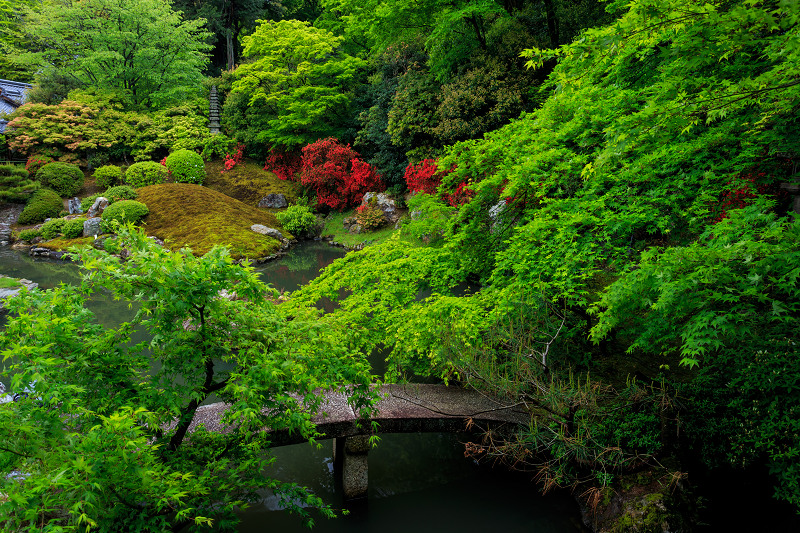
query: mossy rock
136 183 292 260
203 160 298 206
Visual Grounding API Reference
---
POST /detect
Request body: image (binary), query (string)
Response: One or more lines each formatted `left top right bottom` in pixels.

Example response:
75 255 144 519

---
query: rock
88 197 109 218
257 194 288 209
410 210 423 220
489 200 506 233
342 216 358 230
0 223 10 246
0 276 38 315
67 197 83 214
348 223 363 234
361 192 399 223
83 217 104 237
250 224 284 240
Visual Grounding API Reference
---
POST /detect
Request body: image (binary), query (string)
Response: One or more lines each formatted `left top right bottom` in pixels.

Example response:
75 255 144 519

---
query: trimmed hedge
165 149 205 185
17 228 41 242
41 218 66 240
101 200 149 227
36 162 84 197
276 204 316 235
104 185 138 203
93 165 123 188
18 188 63 225
125 161 168 188
62 218 85 238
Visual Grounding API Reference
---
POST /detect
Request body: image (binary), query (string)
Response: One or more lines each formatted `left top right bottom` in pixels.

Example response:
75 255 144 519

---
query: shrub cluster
40 218 66 240
165 149 205 184
104 185 138 203
276 204 317 235
125 162 168 188
101 200 149 227
93 165 123 188
17 228 41 242
62 218 86 238
18 188 63 225
36 162 84 197
355 203 387 231
0 164 38 203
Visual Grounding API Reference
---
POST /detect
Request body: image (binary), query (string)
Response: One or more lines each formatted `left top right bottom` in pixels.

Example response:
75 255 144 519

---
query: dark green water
0 242 587 532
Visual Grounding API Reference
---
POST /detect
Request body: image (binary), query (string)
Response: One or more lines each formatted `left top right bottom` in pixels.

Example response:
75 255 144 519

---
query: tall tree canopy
16 0 211 110
225 19 364 152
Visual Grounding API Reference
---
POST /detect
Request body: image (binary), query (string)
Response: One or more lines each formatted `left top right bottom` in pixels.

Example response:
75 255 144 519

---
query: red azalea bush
403 158 471 206
264 150 302 181
222 143 245 172
299 138 384 211
714 171 785 223
26 155 54 176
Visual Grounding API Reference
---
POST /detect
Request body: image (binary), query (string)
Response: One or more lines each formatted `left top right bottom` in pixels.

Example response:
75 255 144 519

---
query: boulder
361 192 399 223
348 223 363 234
83 217 104 237
250 224 284 240
257 194 288 209
67 197 83 214
88 197 109 217
342 216 358 230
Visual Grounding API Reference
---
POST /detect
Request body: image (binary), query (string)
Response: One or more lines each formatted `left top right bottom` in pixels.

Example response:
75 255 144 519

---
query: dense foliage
0 226 377 531
225 19 364 153
288 0 800 511
276 204 317 235
14 0 211 109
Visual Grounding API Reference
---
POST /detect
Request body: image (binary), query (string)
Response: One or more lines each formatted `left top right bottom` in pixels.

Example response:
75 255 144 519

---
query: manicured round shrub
276 204 317 235
93 165 123 188
125 161 168 188
164 149 205 185
18 188 63 225
0 164 38 203
103 185 138 203
0 163 28 179
36 162 84 197
17 228 41 242
62 218 86 238
40 218 67 240
101 200 149 227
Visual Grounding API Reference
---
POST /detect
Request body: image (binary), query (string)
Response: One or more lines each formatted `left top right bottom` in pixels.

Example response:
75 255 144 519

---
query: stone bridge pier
333 435 371 499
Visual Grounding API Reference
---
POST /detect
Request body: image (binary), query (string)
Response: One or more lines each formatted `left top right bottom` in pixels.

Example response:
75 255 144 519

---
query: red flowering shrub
222 143 245 173
25 155 54 176
403 158 471 206
713 171 785 223
264 150 302 181
299 138 384 211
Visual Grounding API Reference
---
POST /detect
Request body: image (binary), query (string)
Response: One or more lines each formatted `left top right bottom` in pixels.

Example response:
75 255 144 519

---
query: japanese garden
0 0 799 531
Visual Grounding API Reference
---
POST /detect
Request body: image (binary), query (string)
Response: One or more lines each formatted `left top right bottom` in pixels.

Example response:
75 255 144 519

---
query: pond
0 242 588 532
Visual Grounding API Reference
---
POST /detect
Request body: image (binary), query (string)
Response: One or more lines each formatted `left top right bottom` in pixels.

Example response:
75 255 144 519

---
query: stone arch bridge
190 384 529 499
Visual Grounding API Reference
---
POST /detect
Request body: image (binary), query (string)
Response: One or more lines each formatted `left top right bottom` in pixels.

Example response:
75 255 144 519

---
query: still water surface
0 242 587 532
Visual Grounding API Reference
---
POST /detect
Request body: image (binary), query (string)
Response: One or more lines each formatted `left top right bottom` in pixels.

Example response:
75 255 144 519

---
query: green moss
0 276 22 289
136 183 291 260
38 236 93 251
203 159 298 206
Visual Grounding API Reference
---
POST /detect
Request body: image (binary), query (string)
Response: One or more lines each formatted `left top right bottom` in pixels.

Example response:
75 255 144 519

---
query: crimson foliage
263 150 302 182
403 158 471 206
299 138 384 211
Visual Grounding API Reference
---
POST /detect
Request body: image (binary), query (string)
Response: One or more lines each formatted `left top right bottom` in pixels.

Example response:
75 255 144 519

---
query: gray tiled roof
0 79 33 133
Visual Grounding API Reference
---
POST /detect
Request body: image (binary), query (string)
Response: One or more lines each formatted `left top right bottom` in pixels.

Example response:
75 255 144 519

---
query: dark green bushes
18 188 63 225
40 218 67 240
165 149 205 185
36 162 84 197
62 218 85 238
125 162 168 188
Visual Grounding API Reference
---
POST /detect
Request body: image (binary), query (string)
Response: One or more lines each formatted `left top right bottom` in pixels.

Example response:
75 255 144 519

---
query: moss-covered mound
137 183 291 259
204 160 298 207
